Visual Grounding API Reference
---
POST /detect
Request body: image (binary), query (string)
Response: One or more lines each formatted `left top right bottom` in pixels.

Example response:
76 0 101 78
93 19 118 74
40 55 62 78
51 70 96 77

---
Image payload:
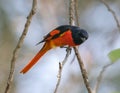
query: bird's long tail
20 42 51 74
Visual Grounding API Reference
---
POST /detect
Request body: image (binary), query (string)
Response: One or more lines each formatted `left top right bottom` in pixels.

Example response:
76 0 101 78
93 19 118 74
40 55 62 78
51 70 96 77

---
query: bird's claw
66 47 72 54
60 46 72 54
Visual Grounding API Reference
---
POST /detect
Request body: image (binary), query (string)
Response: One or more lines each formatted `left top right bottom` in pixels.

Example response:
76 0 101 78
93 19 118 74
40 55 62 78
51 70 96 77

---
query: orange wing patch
44 30 60 41
50 30 60 36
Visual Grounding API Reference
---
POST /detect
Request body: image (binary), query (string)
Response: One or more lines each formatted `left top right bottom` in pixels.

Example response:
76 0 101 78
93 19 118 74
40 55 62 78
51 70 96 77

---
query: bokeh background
0 0 120 93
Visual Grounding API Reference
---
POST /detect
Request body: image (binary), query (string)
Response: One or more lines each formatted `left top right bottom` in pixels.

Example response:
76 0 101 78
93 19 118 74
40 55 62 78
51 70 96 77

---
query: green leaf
112 92 120 93
108 48 120 62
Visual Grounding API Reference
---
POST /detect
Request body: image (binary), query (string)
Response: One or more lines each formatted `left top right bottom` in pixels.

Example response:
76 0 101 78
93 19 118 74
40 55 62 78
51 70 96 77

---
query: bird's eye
81 37 86 41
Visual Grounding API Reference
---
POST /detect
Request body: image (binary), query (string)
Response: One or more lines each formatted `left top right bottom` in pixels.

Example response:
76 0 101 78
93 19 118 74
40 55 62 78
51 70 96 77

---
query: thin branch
93 63 112 93
100 0 120 32
70 0 92 93
4 0 37 93
74 0 80 26
70 0 81 64
54 0 92 93
73 47 92 93
69 0 76 26
54 48 71 93
54 0 76 92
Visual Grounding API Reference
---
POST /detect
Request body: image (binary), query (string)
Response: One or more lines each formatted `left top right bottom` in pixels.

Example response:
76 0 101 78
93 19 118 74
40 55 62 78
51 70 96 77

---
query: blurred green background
0 0 120 93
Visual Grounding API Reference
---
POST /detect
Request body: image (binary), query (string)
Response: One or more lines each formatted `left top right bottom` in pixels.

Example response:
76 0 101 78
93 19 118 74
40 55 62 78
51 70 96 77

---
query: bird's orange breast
50 30 77 47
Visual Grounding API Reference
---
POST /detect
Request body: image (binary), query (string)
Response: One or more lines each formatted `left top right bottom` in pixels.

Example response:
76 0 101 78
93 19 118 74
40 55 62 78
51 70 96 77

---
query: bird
20 25 88 74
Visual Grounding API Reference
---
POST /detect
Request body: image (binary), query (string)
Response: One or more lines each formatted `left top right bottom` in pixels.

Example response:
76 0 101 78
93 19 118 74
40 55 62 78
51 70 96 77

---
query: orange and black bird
20 25 88 74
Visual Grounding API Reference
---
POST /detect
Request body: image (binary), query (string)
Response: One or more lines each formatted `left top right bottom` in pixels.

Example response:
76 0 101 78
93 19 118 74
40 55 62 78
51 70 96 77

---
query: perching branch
54 0 92 93
70 0 80 64
74 0 80 26
100 0 120 32
93 63 112 93
54 48 71 93
70 0 92 93
73 47 92 93
69 0 75 25
54 0 76 92
4 0 37 93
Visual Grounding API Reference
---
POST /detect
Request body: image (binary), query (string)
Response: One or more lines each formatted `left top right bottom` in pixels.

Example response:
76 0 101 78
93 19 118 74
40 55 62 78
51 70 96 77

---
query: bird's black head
71 26 88 45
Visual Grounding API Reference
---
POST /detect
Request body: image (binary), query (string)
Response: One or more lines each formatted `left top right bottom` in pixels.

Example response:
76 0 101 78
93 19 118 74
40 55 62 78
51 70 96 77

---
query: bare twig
4 0 37 93
70 0 79 64
93 63 112 93
69 0 75 25
74 0 80 26
73 47 92 93
70 0 92 93
54 0 75 92
54 63 62 93
54 0 92 93
54 48 71 93
54 1 76 92
100 0 120 31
